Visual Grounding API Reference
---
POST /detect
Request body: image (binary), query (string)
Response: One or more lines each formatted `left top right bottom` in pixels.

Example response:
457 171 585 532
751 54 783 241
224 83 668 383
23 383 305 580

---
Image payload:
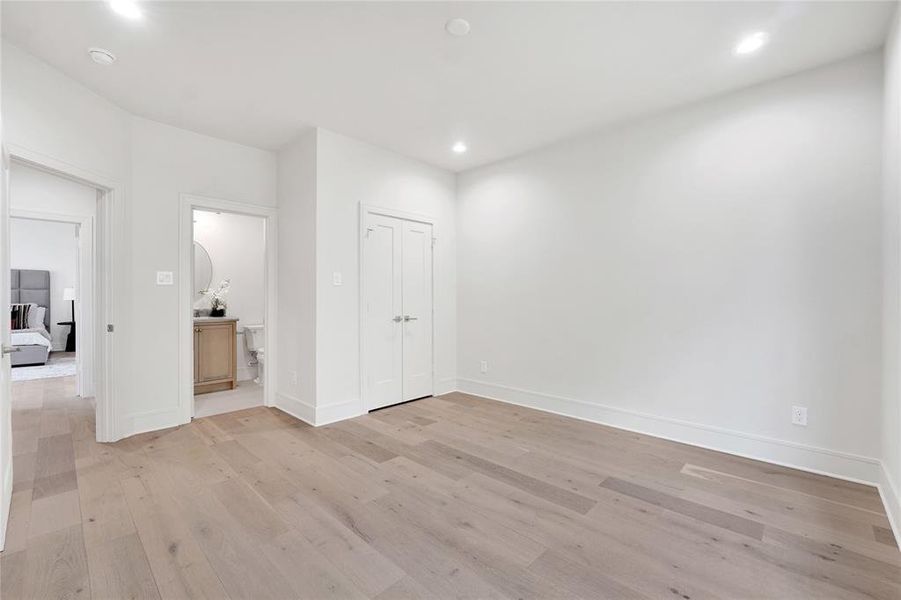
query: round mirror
193 242 212 300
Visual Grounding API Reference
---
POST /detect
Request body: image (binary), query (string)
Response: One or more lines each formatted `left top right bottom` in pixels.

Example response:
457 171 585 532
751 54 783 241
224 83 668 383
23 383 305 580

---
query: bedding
11 328 52 349
28 306 46 330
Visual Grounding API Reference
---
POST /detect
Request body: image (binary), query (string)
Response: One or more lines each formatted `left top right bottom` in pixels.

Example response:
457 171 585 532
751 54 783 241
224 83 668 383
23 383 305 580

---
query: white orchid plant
202 279 231 311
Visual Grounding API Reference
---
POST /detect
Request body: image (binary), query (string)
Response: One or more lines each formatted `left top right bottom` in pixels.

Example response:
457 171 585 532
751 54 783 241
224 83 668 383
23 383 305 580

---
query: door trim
359 204 437 413
4 144 122 443
178 194 278 424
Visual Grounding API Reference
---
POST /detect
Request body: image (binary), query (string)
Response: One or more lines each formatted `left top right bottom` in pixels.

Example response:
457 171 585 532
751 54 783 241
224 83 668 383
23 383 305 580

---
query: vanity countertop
193 316 240 322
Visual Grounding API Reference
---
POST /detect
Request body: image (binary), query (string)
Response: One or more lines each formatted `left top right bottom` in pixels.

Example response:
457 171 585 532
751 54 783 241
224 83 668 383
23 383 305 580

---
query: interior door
402 220 433 401
0 151 13 550
363 213 404 410
363 211 433 410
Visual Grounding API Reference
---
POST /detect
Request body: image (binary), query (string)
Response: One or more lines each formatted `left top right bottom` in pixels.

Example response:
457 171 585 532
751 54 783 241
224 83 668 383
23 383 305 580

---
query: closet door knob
404 315 418 322
392 316 403 323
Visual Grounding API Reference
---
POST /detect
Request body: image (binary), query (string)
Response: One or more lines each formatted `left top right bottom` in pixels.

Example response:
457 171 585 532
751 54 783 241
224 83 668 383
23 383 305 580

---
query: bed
10 269 52 366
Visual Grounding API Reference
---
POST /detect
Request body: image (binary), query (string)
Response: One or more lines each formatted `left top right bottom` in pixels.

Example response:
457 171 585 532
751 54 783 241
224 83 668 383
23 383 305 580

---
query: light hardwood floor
1 375 899 599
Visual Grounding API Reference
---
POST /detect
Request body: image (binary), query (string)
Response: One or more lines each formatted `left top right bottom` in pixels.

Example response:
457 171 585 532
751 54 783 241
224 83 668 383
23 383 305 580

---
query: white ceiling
2 1 895 171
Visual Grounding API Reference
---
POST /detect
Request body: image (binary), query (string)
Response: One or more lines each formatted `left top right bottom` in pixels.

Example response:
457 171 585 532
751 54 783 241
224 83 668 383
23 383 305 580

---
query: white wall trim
273 392 362 428
0 458 12 552
178 194 278 427
879 462 901 547
316 400 364 426
456 378 883 485
6 144 123 443
435 377 457 396
275 392 315 426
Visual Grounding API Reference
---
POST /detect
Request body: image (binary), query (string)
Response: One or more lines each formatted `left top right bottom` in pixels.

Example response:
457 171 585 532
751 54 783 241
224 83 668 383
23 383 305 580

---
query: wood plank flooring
1 375 899 599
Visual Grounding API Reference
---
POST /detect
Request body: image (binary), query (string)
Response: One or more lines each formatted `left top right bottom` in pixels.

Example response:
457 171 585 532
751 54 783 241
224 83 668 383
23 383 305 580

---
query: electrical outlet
156 271 174 285
291 370 298 386
791 405 808 426
480 361 488 374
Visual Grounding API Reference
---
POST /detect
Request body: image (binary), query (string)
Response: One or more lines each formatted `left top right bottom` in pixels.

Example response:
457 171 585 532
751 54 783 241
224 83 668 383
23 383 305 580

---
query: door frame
359 203 437 413
4 144 122 443
9 208 95 399
178 193 278 423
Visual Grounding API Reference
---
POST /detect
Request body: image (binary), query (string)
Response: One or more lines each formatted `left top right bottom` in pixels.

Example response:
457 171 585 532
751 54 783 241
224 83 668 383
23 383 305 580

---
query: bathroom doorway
178 195 277 422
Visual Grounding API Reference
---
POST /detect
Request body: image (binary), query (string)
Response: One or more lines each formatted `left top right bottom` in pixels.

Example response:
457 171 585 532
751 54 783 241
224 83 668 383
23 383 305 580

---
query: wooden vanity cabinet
193 318 238 394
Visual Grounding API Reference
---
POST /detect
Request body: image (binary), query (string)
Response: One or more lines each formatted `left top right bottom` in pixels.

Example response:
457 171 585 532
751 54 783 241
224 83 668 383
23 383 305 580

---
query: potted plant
202 279 231 317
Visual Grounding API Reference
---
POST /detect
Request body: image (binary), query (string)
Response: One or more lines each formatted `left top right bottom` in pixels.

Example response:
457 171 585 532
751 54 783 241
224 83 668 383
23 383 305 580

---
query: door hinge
431 237 437 248
107 324 115 333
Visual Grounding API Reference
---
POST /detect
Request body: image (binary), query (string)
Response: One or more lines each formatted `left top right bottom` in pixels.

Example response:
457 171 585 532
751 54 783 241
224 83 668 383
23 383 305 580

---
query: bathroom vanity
193 317 238 394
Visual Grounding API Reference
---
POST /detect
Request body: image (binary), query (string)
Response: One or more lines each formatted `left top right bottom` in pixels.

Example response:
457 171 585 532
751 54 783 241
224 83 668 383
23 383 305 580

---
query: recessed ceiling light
88 47 116 66
452 141 467 154
446 18 471 37
734 31 769 55
108 0 142 20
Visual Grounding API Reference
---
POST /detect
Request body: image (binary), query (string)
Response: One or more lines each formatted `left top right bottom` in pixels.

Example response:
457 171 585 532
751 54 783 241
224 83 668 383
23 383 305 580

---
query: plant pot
210 308 226 317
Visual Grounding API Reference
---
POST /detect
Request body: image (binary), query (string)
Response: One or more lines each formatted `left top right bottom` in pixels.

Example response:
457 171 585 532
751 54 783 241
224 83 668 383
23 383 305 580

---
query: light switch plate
156 271 174 285
333 272 343 286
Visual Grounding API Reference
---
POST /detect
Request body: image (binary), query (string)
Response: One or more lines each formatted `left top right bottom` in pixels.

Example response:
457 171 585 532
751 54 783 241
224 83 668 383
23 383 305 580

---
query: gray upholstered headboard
11 269 51 329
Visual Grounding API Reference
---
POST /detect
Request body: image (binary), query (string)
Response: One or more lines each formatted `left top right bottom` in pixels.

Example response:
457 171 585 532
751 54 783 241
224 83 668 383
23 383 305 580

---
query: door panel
402 220 433 401
363 214 403 410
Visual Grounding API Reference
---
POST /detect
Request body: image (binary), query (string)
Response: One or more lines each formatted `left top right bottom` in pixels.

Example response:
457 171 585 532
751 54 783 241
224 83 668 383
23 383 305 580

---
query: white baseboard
0 454 14 552
120 408 184 439
274 392 362 427
275 392 315 425
456 378 882 486
435 377 457 396
878 463 901 546
316 400 364 426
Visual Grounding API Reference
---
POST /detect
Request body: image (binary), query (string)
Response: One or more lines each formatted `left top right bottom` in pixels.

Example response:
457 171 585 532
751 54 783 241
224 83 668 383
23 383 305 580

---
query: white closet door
362 213 403 410
402 219 433 401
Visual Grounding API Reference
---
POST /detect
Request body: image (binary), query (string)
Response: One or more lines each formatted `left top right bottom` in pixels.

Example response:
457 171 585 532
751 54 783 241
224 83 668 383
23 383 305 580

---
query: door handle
404 316 418 322
2 345 20 355
392 316 403 323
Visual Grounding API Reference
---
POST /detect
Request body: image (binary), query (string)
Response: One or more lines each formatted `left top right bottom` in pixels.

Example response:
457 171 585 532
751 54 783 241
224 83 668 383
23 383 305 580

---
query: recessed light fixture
452 141 467 154
108 0 142 20
88 47 116 66
446 18 471 37
734 31 769 55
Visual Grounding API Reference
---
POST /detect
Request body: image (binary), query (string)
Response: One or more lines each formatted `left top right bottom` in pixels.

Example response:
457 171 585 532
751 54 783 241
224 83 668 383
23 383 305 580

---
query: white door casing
0 150 12 550
361 206 434 411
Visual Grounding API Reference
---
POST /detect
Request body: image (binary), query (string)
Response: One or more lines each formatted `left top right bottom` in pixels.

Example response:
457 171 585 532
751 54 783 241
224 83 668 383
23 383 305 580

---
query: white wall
457 52 884 482
128 117 276 432
313 129 457 424
10 218 77 349
193 209 266 381
276 130 318 421
2 42 278 437
881 6 901 534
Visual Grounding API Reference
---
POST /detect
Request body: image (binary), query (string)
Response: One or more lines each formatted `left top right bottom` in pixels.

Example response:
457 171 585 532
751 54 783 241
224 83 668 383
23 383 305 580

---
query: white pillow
28 306 46 330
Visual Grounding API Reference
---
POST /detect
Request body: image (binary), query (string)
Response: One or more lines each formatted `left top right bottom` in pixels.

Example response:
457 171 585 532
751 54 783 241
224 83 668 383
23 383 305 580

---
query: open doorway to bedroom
8 163 96 399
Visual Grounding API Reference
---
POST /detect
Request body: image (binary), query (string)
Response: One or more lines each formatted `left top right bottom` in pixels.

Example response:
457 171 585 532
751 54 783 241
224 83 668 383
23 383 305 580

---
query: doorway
361 205 435 411
178 194 277 423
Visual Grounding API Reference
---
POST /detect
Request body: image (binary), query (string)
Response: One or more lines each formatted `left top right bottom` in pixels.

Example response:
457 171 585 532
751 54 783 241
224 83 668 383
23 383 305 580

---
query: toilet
243 324 265 384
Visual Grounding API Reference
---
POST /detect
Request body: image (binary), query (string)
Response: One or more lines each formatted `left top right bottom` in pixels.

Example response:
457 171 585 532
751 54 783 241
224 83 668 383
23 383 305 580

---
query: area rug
11 354 77 381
